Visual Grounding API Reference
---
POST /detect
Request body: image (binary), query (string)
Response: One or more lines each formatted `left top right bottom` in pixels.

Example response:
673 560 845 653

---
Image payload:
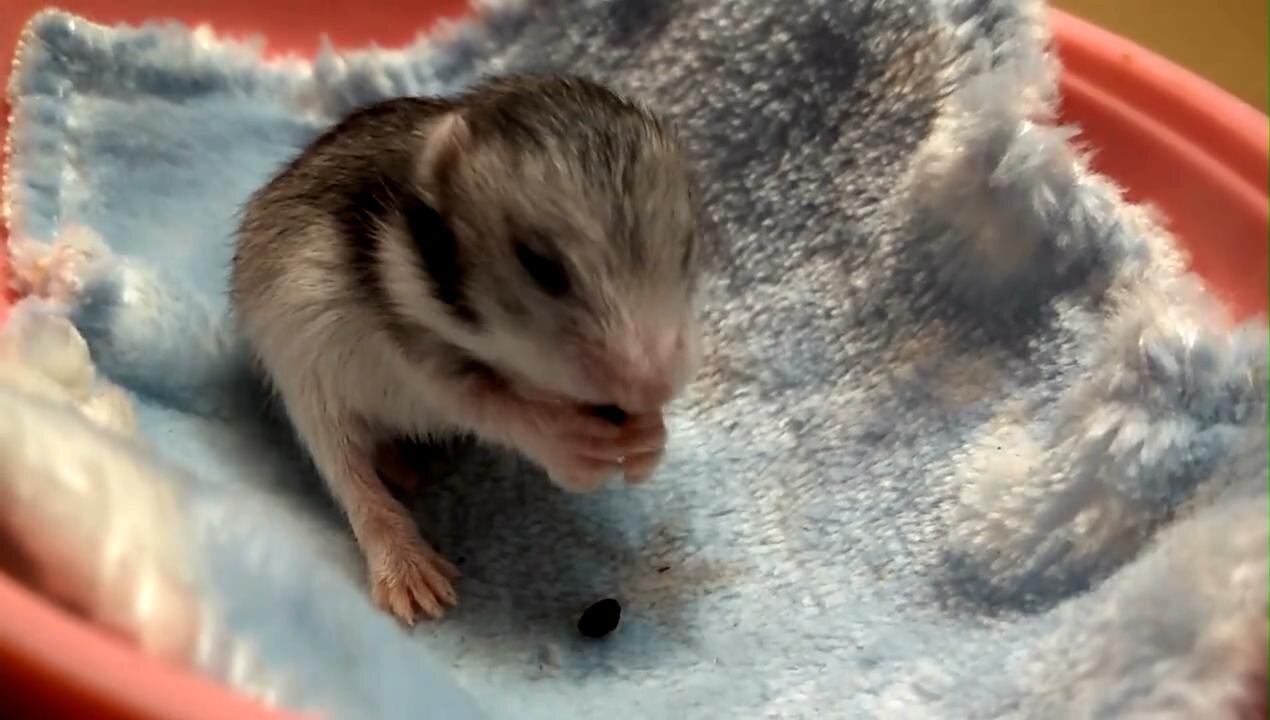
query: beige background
1054 0 1269 113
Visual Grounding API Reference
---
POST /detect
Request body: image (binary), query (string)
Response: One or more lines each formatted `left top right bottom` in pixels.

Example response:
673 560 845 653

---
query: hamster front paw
518 403 667 492
616 412 667 485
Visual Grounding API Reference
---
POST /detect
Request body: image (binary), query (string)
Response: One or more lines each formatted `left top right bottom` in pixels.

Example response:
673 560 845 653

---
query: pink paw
524 405 667 491
367 536 460 624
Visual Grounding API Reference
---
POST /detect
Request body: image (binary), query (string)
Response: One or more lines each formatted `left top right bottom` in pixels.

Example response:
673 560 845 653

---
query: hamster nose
619 374 675 412
586 358 675 412
581 336 682 411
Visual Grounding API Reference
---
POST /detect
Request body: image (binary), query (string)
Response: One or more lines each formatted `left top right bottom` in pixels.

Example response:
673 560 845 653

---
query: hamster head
386 76 703 412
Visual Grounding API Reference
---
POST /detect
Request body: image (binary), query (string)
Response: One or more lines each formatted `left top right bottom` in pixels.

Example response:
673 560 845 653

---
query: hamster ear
416 111 471 209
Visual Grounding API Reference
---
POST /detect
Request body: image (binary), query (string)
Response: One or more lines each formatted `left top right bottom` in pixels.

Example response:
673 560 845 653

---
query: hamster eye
514 242 570 297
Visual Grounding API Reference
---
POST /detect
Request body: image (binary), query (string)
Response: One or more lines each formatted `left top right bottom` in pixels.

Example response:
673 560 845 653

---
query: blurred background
1055 0 1269 113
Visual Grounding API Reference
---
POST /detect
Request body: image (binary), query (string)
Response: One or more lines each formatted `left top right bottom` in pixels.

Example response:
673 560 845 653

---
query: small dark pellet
591 404 628 426
577 598 622 638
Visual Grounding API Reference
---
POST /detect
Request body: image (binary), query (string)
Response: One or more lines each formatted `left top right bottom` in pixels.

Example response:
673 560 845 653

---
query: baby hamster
231 75 703 624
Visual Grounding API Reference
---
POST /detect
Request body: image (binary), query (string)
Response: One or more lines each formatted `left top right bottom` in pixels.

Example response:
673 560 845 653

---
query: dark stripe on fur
399 192 480 325
330 169 479 329
334 175 402 325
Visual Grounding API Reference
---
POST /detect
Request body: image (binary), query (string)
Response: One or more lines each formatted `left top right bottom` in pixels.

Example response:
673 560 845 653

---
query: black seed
657 566 670 573
591 404 628 426
577 598 621 639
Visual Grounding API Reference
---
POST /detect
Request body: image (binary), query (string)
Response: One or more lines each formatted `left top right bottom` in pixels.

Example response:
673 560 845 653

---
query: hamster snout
576 329 694 412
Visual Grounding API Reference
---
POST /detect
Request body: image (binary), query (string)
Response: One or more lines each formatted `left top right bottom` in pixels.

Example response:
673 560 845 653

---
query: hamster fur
232 75 703 623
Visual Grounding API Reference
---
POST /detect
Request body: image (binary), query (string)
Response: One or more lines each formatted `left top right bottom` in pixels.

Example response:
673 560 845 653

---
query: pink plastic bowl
0 5 1266 719
1051 11 1268 320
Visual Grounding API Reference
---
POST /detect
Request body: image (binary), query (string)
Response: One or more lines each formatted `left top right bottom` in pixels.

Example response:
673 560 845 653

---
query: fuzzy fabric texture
4 1 1267 718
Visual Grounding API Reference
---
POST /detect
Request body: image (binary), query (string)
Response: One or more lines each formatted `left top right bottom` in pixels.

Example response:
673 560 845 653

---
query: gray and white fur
231 75 703 623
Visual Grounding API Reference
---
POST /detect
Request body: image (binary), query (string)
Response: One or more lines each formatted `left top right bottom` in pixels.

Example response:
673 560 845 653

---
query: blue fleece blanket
6 2 1267 718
